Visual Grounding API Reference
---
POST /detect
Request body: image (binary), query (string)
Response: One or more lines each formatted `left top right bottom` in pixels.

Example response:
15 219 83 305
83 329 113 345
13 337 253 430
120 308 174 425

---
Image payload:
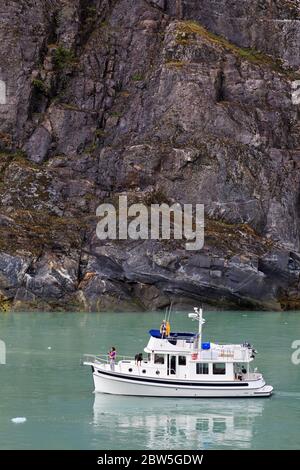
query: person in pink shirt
108 347 116 371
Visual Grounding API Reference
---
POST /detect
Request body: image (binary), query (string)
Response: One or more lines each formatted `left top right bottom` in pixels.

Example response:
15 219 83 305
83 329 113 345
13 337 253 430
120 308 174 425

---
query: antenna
188 307 205 354
188 313 198 319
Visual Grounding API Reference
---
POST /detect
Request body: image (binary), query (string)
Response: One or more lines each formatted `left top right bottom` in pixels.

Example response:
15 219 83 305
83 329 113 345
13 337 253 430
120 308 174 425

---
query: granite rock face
1 0 300 311
164 0 300 69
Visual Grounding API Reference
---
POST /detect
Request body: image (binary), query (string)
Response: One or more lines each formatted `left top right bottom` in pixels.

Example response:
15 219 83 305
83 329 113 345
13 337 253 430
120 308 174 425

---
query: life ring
191 353 198 360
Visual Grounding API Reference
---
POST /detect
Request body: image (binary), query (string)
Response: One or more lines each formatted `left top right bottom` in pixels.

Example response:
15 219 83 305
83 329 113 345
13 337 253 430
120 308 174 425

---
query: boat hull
91 368 273 398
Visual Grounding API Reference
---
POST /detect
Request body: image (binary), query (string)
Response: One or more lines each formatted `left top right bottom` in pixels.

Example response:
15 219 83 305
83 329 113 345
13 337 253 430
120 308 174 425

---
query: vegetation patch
84 143 97 154
32 78 48 95
165 60 187 69
0 150 39 170
176 20 299 77
0 209 92 256
0 295 12 313
95 129 106 138
0 132 12 148
53 47 77 71
86 6 97 17
205 218 276 257
118 90 130 97
60 103 82 112
131 73 144 82
110 111 123 118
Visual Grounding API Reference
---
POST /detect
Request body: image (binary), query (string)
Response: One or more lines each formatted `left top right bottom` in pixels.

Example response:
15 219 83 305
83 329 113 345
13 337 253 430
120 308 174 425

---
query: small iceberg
11 417 27 424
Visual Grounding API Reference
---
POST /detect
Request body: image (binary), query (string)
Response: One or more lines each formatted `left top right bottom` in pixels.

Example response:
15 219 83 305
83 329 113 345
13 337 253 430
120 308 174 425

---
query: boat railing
247 372 262 381
81 354 104 365
199 347 250 362
81 353 135 365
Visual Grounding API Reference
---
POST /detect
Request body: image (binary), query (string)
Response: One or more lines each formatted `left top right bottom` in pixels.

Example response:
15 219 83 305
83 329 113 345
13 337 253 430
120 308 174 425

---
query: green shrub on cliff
53 47 76 71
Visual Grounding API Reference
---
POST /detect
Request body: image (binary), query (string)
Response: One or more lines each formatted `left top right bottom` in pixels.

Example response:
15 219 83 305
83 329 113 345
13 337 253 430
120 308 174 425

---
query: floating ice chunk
48 347 52 350
11 417 27 424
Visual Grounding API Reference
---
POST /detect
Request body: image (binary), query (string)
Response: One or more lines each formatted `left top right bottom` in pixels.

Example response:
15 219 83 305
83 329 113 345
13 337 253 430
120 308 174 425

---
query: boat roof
146 331 254 362
149 329 195 340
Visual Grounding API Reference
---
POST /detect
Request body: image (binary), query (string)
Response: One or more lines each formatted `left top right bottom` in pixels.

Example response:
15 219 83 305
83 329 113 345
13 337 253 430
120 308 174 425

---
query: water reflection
93 394 265 450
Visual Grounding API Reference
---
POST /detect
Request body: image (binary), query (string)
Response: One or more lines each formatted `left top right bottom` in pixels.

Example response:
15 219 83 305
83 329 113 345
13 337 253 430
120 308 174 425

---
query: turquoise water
0 311 300 450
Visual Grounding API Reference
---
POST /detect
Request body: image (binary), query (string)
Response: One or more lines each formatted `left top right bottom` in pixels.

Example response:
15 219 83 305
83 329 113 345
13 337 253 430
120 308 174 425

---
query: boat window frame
154 353 165 365
213 362 226 375
196 362 209 375
178 355 186 366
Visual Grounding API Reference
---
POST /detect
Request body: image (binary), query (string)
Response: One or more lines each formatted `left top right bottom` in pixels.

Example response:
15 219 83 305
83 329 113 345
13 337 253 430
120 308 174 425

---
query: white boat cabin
115 329 257 382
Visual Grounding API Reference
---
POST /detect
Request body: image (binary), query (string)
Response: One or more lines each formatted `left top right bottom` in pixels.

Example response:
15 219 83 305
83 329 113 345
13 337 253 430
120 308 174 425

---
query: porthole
156 370 160 375
128 368 133 372
142 369 146 374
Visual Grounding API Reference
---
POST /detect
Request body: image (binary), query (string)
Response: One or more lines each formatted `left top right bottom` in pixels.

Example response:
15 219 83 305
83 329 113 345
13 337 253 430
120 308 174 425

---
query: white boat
83 308 273 398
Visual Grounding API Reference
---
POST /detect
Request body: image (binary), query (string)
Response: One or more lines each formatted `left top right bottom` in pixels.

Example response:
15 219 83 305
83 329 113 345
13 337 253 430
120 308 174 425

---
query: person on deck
160 320 167 338
166 320 171 337
108 347 116 371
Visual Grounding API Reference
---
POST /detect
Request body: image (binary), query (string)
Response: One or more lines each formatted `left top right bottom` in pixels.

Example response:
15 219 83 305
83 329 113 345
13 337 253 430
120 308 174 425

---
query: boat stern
253 385 273 397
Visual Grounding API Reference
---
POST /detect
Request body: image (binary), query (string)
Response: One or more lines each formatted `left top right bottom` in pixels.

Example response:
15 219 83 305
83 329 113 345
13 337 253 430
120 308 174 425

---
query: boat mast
188 307 205 357
198 307 203 354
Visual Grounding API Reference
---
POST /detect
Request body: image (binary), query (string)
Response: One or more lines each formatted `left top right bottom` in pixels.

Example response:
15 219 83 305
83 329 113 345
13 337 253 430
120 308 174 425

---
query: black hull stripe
95 369 249 387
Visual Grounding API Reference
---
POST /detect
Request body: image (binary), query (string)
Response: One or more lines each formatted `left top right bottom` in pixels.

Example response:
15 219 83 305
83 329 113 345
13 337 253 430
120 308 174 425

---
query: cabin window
168 339 177 345
178 356 186 366
196 363 209 374
213 363 226 375
154 354 165 364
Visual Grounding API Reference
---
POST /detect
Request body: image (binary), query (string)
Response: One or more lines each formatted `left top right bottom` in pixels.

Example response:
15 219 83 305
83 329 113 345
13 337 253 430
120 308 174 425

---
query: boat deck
83 355 262 383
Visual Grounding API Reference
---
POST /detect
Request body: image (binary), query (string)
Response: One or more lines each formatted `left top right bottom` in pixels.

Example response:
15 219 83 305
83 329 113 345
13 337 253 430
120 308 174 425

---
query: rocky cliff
1 0 300 312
